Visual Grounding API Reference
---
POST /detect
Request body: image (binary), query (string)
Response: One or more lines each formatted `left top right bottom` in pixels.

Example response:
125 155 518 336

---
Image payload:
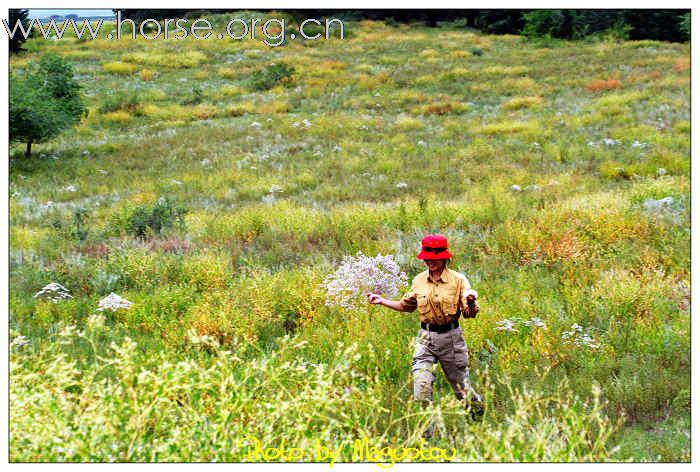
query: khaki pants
411 326 481 403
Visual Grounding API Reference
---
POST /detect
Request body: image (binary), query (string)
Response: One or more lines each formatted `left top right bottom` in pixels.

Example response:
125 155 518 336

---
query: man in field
367 234 484 436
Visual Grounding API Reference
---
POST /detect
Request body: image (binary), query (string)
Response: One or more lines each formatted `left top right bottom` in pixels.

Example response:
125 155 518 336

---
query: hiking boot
466 393 485 422
470 400 485 421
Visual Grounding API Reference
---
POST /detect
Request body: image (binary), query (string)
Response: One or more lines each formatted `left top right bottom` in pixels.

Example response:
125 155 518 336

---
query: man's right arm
381 298 412 312
367 294 415 312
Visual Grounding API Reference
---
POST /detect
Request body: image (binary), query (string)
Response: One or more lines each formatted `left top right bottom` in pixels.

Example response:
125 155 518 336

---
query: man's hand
465 294 479 318
367 293 384 305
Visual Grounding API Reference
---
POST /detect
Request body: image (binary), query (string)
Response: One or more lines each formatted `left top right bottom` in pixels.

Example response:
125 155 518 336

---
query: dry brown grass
672 58 690 73
586 79 623 92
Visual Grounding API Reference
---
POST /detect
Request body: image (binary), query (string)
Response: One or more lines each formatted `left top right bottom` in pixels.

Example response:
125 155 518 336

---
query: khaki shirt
401 268 478 325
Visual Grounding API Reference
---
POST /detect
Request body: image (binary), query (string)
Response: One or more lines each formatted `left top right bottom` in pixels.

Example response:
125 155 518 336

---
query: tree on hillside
8 9 34 54
9 54 86 158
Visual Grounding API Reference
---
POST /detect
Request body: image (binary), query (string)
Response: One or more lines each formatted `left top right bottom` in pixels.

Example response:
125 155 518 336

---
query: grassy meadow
8 12 690 462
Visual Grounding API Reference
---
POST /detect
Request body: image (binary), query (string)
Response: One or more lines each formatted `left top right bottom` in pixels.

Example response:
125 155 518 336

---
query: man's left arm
459 275 479 318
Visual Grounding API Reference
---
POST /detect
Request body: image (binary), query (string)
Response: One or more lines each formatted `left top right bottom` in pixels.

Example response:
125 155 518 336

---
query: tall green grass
9 12 689 462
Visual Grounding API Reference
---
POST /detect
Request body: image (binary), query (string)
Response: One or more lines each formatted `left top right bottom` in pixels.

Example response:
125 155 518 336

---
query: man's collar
428 267 451 283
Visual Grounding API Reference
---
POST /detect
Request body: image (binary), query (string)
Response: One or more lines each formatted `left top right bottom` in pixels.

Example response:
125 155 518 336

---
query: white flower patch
268 184 283 194
396 181 408 189
561 323 600 349
187 328 220 349
323 252 407 312
496 316 547 333
603 138 621 147
495 319 519 333
97 293 133 312
11 335 30 347
34 282 73 304
522 317 546 328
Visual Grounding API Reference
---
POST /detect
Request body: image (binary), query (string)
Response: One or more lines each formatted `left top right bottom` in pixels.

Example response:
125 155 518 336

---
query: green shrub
126 197 187 240
248 63 295 91
98 92 141 114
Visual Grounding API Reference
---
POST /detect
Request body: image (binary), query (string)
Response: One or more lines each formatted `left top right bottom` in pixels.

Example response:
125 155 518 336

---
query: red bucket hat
417 234 453 260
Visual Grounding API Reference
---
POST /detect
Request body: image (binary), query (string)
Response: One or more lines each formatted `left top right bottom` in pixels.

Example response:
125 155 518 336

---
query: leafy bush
126 197 187 240
248 63 295 91
99 92 141 114
181 86 204 106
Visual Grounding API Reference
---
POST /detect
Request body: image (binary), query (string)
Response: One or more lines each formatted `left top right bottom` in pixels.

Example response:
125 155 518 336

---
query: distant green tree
521 10 568 39
8 9 34 54
679 12 690 41
9 54 86 158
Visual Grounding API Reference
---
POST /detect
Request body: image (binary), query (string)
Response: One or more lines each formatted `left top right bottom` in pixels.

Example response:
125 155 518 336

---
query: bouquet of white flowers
323 251 407 313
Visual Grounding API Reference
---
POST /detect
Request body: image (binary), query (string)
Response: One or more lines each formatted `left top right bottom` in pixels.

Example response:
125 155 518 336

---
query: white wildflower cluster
292 119 312 128
65 185 77 192
268 184 284 194
495 319 519 332
396 181 408 189
33 282 73 304
97 293 133 312
587 138 648 148
496 317 547 333
587 138 621 147
642 196 684 224
562 323 600 349
323 252 407 312
187 328 220 350
11 335 30 347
